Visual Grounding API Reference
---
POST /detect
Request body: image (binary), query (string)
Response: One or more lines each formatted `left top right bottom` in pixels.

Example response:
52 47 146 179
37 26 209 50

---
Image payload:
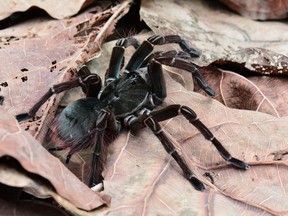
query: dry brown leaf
0 0 94 20
2 0 288 215
0 1 112 39
141 0 288 61
194 48 288 117
0 107 110 211
213 48 288 76
196 65 288 118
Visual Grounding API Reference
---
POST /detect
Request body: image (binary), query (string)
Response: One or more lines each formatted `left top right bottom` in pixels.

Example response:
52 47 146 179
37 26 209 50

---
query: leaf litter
1 0 288 215
0 0 132 142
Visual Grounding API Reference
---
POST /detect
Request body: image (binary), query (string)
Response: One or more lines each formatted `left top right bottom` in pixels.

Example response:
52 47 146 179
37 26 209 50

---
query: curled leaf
0 0 95 20
212 48 288 76
192 48 288 117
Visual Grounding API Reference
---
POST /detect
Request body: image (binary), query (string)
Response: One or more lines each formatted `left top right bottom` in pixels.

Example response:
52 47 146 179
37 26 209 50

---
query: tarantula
16 35 249 190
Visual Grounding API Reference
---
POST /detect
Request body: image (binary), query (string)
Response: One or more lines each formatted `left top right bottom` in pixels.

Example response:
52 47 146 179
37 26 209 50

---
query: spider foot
178 40 201 57
187 48 201 58
189 176 205 191
203 85 215 97
229 157 249 170
194 75 215 96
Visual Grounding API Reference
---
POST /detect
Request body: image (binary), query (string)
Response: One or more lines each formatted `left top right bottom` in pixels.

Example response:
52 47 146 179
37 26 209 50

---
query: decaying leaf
194 48 288 117
0 0 95 20
1 0 288 215
141 0 288 61
196 65 288 118
212 48 288 76
0 107 110 211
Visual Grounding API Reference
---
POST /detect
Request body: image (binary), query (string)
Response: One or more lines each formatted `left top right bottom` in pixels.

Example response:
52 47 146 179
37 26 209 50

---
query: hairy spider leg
155 56 215 96
125 35 201 71
122 35 214 96
77 65 102 97
128 105 249 190
87 109 111 187
16 66 102 122
150 105 249 170
140 50 192 68
146 55 215 106
50 109 119 187
147 35 201 57
146 50 207 101
87 109 119 187
127 115 205 191
105 37 141 85
147 60 167 100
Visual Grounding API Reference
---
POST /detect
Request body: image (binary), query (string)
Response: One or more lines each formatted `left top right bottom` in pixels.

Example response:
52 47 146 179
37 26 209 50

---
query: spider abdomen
57 98 103 143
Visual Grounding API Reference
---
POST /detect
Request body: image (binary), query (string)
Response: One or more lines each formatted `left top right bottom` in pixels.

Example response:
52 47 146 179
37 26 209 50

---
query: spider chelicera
16 35 249 190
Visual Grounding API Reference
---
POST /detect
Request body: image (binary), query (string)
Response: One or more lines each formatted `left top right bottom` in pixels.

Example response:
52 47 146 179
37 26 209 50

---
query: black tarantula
17 35 249 190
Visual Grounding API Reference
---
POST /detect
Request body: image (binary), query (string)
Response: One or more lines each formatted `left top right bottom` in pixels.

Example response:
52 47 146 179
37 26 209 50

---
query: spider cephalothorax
17 35 249 190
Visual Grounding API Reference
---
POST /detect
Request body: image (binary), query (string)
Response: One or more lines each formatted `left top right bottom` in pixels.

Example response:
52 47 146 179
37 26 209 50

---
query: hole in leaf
21 68 29 72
